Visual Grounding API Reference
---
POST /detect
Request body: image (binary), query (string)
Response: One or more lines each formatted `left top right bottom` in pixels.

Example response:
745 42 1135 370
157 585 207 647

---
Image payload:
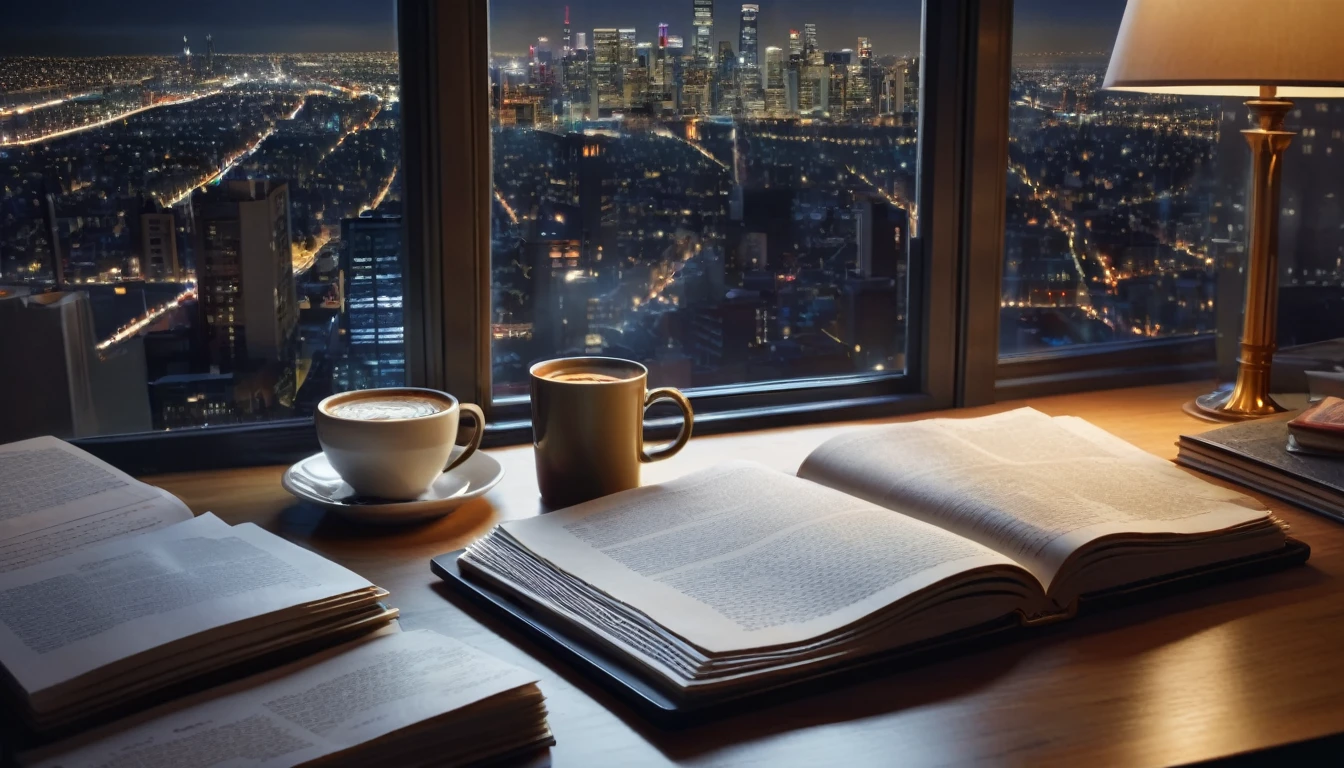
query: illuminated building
561 6 571 56
618 28 637 68
803 23 820 65
592 28 621 113
693 0 715 67
739 5 760 71
764 47 786 117
341 215 405 389
193 180 298 409
140 207 181 281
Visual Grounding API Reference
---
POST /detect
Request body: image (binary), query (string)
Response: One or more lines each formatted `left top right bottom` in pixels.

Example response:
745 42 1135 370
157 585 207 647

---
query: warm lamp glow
1104 0 1344 97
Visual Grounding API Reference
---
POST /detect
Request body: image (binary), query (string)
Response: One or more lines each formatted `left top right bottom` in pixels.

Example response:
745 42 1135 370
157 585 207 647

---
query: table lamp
1103 0 1344 420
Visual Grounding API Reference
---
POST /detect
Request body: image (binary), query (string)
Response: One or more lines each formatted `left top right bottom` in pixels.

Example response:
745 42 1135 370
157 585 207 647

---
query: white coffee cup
314 387 484 500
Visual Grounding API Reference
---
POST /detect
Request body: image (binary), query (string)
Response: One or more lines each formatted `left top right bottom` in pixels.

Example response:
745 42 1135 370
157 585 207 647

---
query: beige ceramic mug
315 387 484 500
530 357 693 508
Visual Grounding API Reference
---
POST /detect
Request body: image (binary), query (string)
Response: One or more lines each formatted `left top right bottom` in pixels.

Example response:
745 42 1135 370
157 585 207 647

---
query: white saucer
281 445 504 524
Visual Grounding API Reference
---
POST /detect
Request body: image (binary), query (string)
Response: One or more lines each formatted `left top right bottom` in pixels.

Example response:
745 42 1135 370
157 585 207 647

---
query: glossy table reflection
147 383 1344 767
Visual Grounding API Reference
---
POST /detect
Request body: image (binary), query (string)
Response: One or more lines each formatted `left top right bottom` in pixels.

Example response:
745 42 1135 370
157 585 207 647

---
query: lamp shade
1103 0 1344 97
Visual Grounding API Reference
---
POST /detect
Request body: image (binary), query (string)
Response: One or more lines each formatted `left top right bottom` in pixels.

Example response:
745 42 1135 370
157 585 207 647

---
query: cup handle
640 388 694 463
445 403 485 473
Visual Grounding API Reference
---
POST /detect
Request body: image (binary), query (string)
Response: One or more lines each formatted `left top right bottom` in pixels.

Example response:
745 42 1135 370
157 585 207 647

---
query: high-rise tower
739 5 760 70
803 23 820 64
205 34 214 75
693 0 715 66
562 6 571 56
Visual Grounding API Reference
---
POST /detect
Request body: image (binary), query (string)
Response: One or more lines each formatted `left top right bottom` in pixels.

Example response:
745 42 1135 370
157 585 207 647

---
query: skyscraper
693 0 715 66
618 28 637 67
739 5 760 70
194 180 298 391
341 215 405 389
575 32 588 50
789 29 803 60
141 207 181 281
205 34 214 75
764 47 786 116
592 28 620 111
562 6 571 56
803 23 820 64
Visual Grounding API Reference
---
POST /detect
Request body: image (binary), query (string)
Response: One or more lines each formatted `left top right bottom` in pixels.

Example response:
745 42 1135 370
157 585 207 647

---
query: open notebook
455 408 1303 703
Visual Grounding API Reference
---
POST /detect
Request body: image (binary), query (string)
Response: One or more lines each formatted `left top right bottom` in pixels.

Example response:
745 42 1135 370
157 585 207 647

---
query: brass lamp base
1187 383 1287 423
1190 86 1294 423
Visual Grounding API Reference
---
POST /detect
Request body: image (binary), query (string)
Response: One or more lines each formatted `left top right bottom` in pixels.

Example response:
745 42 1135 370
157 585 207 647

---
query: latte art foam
547 372 623 383
327 396 448 420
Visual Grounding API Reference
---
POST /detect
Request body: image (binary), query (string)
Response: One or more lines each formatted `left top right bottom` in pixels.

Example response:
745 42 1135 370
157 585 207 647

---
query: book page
27 630 541 768
0 437 192 570
0 513 374 697
490 462 1031 654
798 408 1271 588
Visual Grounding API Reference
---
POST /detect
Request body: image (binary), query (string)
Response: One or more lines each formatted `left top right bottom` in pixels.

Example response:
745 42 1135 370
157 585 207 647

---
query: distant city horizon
1 0 1128 59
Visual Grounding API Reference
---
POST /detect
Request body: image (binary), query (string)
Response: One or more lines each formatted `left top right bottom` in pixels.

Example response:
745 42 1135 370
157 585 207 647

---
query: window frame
69 0 1018 474
982 0 1224 399
443 0 1005 443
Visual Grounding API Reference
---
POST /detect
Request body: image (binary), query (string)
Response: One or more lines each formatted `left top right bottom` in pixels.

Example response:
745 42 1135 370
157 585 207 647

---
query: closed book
1288 397 1344 454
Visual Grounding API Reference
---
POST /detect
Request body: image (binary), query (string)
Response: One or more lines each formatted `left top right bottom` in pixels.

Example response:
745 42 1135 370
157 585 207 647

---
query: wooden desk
145 384 1344 767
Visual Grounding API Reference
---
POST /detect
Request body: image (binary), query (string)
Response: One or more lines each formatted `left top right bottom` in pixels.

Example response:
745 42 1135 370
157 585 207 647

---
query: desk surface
145 384 1344 767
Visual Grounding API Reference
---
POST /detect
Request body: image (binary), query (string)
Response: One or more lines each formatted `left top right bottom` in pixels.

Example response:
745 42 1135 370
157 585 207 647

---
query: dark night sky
0 0 1127 58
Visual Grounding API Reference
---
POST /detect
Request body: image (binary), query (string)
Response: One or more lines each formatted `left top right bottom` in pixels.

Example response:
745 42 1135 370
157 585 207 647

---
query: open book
24 629 553 768
0 436 195 573
459 409 1299 700
0 513 398 732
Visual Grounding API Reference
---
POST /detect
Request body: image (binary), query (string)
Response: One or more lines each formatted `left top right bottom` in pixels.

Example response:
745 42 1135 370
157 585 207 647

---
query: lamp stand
1193 85 1295 421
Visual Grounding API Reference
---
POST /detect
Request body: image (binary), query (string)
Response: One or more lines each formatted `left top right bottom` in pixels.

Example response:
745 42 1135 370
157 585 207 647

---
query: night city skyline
5 0 1344 444
1 0 1130 57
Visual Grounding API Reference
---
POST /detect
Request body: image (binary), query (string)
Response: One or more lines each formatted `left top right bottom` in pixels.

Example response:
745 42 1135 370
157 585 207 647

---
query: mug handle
640 388 694 463
445 403 485 473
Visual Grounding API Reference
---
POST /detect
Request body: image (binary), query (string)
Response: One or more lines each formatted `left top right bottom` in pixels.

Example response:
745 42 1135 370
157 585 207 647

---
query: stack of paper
25 629 553 768
0 513 397 731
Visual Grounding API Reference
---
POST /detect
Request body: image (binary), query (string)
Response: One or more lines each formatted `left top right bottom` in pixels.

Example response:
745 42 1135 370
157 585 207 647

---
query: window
1002 0 1344 389
1002 0 1222 355
487 1 924 399
0 2 406 443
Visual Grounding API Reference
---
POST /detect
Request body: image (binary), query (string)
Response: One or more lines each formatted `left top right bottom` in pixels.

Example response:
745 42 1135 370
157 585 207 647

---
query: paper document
0 513 375 697
0 437 192 571
28 630 541 768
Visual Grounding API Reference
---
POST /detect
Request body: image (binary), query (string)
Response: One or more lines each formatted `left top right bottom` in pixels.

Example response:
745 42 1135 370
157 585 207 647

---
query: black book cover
1180 415 1344 496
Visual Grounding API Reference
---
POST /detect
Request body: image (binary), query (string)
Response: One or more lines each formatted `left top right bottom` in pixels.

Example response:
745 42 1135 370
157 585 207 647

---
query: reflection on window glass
0 4 404 442
490 1 922 398
1004 1 1344 358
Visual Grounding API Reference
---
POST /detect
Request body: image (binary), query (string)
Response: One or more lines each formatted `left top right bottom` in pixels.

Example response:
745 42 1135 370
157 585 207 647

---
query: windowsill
996 335 1218 400
482 391 941 449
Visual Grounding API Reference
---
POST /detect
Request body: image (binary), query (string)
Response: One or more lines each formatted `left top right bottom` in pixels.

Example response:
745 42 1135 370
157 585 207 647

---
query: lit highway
0 86 234 147
96 287 198 351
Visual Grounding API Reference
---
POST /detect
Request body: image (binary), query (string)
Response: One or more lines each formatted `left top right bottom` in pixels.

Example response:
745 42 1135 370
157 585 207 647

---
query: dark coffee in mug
530 357 693 508
543 371 623 384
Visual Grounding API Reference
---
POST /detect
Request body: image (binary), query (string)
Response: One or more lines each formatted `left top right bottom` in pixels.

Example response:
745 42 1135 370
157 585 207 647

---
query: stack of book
0 436 554 766
1177 399 1344 521
24 630 553 768
451 409 1305 710
0 511 398 731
